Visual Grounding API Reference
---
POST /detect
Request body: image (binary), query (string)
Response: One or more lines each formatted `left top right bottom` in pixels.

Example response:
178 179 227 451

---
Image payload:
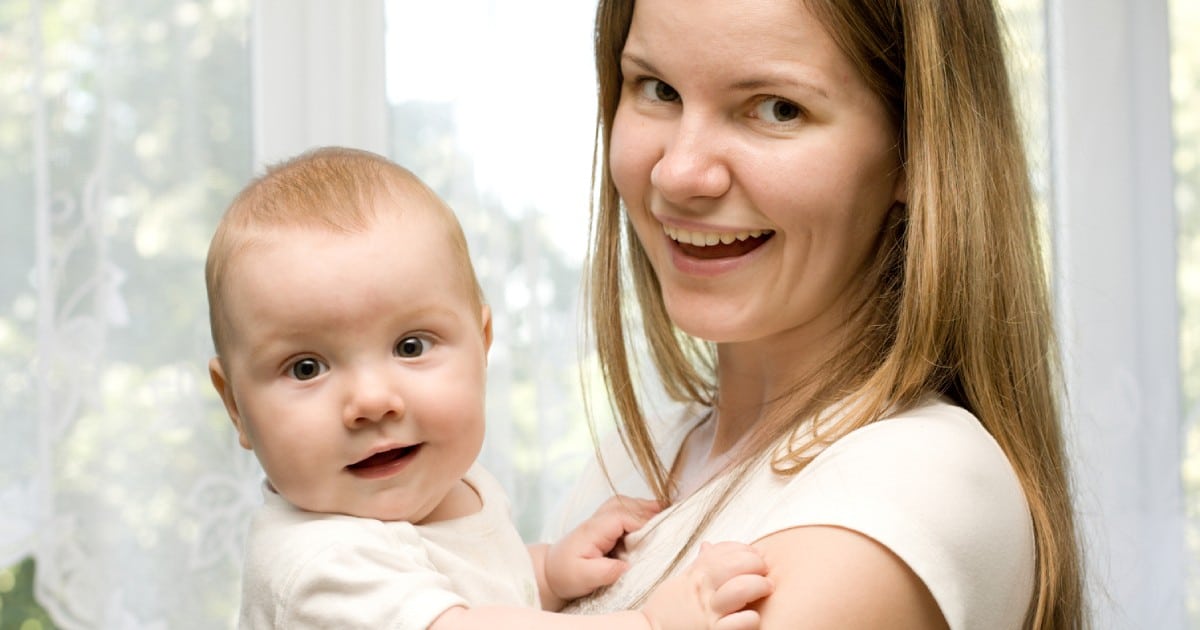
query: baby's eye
640 78 679 103
289 358 327 381
395 336 429 358
753 97 803 124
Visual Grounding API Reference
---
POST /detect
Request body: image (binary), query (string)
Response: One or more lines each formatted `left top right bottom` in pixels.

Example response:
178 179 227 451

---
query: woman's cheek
609 110 654 202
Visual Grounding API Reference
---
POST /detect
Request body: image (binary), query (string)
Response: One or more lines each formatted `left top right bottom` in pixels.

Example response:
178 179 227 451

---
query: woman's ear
893 167 907 204
209 357 252 450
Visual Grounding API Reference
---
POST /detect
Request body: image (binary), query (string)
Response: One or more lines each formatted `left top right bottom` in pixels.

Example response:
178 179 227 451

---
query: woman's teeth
662 224 772 246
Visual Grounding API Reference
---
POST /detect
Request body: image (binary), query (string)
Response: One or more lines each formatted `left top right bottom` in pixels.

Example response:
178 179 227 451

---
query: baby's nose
342 369 404 428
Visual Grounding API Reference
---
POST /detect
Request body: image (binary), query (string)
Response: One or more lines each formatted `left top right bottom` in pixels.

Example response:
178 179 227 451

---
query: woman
548 0 1085 628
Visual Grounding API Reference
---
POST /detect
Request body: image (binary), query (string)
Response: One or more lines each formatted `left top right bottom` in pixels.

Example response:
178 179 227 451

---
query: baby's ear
209 357 252 450
480 305 494 354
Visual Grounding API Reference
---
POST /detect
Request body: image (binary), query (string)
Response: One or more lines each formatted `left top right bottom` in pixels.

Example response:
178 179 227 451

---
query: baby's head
206 147 492 523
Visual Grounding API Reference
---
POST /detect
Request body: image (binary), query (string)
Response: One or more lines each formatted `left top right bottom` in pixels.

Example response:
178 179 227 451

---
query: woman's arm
743 407 1032 629
751 526 948 629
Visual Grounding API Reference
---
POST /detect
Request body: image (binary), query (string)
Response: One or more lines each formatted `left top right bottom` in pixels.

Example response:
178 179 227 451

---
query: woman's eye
395 336 429 358
754 97 802 123
290 358 326 381
640 78 679 103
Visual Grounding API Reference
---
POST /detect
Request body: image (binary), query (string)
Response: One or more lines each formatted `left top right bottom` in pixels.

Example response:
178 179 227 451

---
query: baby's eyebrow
244 331 304 359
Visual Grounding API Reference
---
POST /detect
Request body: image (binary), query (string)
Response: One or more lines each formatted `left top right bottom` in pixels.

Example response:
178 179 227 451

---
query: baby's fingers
714 610 763 630
711 573 773 615
585 496 662 547
613 497 663 532
609 496 663 525
575 556 631 588
694 541 769 585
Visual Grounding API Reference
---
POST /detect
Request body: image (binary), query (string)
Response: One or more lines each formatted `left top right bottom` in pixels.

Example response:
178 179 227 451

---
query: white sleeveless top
543 398 1034 630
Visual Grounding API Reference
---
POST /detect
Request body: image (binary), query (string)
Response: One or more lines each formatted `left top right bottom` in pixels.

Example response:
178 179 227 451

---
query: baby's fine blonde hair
205 146 482 357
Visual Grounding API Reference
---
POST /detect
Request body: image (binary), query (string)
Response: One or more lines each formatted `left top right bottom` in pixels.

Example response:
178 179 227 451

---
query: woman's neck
711 327 841 453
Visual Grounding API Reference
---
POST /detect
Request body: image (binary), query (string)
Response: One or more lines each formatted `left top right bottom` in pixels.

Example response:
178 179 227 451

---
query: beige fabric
240 464 538 629
546 399 1035 630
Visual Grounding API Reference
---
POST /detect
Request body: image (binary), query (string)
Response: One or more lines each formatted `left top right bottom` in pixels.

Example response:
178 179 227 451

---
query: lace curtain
1 0 258 627
1 1 601 627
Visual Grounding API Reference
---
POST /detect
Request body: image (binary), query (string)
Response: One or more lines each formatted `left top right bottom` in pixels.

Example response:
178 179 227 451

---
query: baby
204 147 770 629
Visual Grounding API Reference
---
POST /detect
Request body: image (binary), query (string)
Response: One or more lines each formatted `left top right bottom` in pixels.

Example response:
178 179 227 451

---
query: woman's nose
342 368 405 429
650 116 731 204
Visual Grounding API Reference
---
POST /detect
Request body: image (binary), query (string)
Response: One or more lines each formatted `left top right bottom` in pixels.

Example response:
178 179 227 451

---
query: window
384 0 602 538
1 0 253 627
1170 0 1200 622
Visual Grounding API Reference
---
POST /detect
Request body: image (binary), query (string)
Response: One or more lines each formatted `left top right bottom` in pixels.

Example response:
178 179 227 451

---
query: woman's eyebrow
730 75 831 100
621 53 662 77
622 52 830 101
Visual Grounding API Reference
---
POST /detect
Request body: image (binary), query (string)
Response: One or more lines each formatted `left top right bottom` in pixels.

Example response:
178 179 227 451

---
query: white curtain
0 0 1194 629
1049 0 1188 626
2 0 256 627
381 0 605 538
1 0 600 627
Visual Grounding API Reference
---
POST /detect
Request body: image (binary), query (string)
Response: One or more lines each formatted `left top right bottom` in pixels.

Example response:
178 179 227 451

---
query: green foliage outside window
0 559 58 630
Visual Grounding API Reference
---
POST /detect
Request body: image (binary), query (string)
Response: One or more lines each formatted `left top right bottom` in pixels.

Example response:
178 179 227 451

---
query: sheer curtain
1175 0 1200 619
0 0 1195 629
2 0 256 628
0 1 601 627
382 0 603 537
1049 0 1186 626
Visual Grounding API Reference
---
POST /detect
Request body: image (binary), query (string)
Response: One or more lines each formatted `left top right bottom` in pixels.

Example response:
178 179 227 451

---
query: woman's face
610 0 904 349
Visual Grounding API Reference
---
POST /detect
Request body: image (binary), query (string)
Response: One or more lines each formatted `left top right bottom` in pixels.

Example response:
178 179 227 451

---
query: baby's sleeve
242 519 467 630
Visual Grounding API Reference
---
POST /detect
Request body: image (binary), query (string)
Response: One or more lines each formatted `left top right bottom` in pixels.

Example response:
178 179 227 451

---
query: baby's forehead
223 219 475 309
229 188 453 247
227 208 475 292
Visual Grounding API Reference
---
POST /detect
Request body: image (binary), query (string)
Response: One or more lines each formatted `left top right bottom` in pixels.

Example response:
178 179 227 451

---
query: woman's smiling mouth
662 224 775 260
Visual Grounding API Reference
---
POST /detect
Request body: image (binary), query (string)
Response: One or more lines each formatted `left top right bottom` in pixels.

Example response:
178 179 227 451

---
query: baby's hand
641 541 772 630
544 495 662 603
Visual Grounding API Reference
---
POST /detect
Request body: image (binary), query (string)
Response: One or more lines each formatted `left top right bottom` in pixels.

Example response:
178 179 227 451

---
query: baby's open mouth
664 225 775 260
347 445 421 472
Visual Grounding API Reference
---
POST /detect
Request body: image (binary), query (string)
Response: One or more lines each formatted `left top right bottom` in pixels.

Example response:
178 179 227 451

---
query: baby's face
212 206 490 522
